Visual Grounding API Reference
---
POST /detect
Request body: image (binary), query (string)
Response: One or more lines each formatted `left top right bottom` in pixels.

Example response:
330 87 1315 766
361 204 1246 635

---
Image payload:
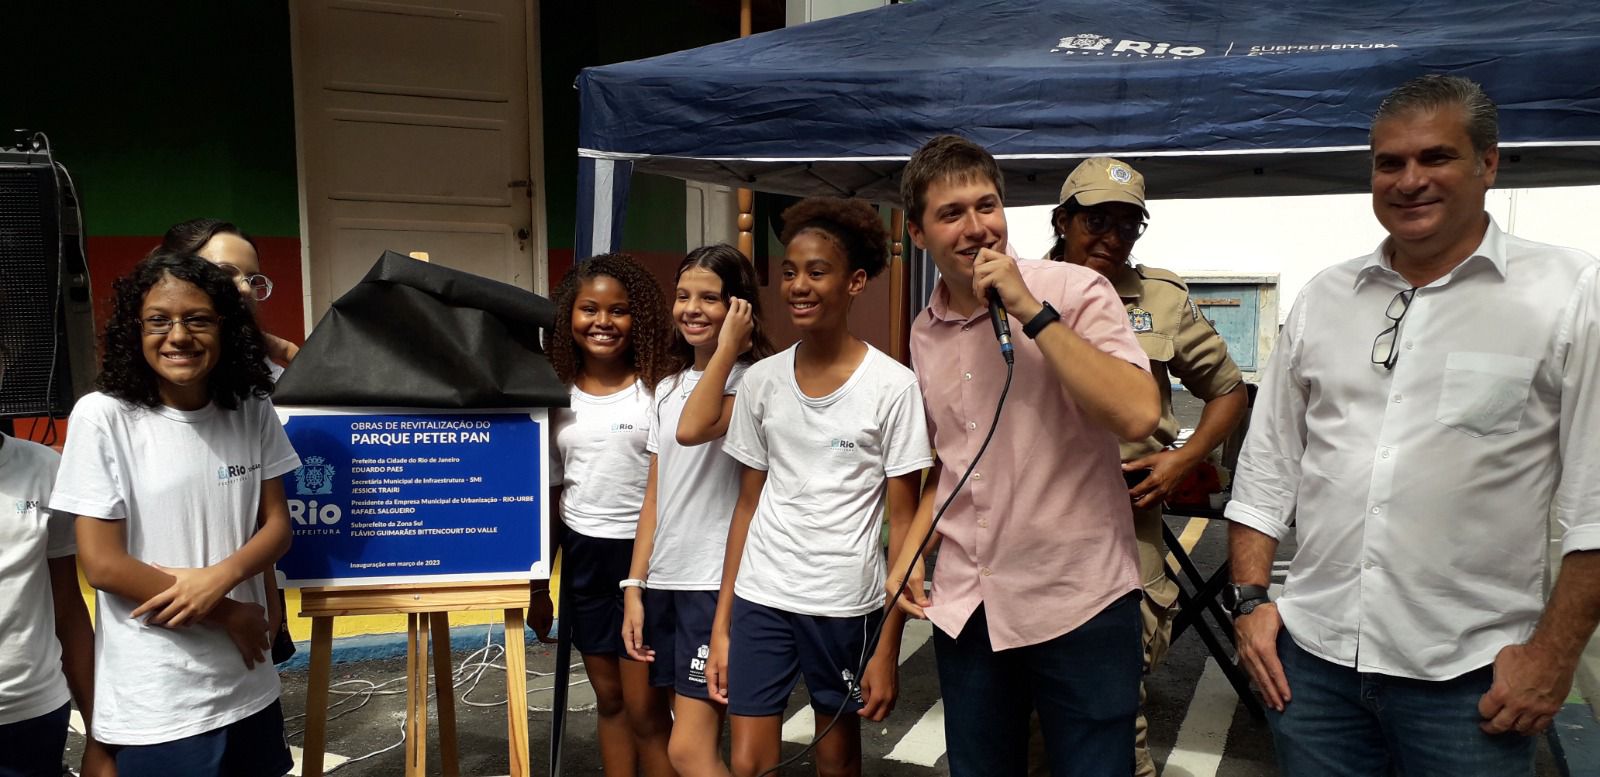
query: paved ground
58 514 1569 776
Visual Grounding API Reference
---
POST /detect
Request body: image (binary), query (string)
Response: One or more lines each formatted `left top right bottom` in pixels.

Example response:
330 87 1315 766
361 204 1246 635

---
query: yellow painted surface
77 555 563 640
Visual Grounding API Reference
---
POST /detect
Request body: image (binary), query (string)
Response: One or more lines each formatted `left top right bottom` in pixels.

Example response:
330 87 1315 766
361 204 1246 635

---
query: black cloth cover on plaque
273 251 567 409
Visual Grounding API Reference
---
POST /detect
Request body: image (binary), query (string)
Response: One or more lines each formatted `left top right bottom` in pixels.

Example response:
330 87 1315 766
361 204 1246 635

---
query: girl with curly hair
49 253 299 777
619 244 775 777
540 253 677 777
157 218 300 379
160 218 301 664
706 198 931 777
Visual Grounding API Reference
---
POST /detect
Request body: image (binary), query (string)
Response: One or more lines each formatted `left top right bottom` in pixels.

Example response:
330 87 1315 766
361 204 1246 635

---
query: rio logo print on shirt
216 462 263 485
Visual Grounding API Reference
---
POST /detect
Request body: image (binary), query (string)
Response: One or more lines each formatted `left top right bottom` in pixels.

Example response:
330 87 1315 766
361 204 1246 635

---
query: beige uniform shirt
1111 262 1244 461
1110 261 1244 607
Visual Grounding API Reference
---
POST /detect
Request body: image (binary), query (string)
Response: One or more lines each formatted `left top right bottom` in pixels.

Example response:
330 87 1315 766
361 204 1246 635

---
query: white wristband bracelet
618 578 647 591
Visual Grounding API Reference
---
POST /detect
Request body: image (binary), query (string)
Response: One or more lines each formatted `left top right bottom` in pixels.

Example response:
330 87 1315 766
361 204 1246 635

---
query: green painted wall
7 2 774 252
4 3 300 238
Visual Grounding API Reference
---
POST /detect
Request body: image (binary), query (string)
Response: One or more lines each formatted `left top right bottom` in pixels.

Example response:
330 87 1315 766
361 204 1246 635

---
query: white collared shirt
1226 217 1600 681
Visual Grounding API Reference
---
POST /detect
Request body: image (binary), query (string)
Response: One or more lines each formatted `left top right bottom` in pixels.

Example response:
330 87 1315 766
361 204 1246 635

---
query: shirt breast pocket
1135 332 1175 364
1435 352 1538 437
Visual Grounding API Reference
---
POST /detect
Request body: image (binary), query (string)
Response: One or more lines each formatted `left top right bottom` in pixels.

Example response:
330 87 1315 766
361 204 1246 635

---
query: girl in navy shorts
52 253 298 777
542 254 677 777
707 199 933 777
621 244 776 776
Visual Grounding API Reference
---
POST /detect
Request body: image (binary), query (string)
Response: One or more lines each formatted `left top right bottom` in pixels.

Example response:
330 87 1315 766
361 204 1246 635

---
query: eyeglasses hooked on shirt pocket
1435 352 1539 437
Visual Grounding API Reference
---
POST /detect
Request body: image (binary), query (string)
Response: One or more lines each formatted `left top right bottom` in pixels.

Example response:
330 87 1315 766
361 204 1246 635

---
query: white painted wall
1007 185 1600 324
786 0 888 27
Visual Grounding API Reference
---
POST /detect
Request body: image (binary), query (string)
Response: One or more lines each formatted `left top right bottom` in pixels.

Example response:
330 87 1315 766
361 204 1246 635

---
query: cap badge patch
1109 164 1133 184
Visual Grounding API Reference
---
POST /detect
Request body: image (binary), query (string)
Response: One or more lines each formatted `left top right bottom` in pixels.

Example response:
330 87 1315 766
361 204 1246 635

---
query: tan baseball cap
1058 157 1149 216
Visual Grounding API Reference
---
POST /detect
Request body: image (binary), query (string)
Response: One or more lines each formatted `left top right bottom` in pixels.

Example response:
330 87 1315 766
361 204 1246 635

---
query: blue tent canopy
574 0 1600 256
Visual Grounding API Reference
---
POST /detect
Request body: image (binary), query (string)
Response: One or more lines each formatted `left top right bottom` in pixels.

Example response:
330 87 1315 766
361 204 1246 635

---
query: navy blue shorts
0 701 69 777
643 589 720 699
113 698 292 777
561 530 634 657
727 596 881 718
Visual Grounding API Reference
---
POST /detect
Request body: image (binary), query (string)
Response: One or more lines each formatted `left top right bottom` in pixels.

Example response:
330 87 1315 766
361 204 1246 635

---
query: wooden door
292 0 546 325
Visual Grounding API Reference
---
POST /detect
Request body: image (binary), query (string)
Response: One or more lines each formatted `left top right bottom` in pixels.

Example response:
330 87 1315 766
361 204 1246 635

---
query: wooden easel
298 580 534 777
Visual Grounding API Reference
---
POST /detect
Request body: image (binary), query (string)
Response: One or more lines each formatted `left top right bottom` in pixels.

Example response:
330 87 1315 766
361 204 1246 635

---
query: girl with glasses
51 253 299 777
158 218 299 663
159 218 298 380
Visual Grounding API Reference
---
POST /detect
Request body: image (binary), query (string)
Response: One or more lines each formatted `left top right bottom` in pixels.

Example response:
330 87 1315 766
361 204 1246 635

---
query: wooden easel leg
406 613 430 777
430 612 460 777
504 608 530 777
303 616 334 777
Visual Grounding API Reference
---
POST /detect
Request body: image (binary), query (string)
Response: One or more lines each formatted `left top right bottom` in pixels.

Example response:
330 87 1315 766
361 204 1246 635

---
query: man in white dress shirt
1225 74 1600 776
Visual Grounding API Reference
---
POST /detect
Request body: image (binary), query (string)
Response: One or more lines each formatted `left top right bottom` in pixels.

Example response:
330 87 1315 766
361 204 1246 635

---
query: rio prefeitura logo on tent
1051 33 1207 59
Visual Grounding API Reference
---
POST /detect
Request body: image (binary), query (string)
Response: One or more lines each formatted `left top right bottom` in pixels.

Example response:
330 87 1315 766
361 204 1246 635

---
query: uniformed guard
1036 156 1250 777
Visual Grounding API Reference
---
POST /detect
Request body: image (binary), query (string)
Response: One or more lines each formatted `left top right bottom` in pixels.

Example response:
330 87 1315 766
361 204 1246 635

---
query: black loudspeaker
0 144 96 419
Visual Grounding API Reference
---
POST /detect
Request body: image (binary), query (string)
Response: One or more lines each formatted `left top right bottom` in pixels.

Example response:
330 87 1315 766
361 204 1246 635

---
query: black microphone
987 288 1015 364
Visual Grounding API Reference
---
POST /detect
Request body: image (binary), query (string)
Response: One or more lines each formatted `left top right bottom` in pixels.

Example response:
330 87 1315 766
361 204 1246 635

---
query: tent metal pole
549 582 573 777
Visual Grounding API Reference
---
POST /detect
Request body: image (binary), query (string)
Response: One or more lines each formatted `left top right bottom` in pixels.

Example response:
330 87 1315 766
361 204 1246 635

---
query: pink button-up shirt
910 260 1148 650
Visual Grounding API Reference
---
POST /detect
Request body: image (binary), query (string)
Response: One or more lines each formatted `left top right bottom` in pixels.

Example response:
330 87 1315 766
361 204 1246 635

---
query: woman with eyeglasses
1041 156 1249 777
50 253 299 777
159 219 299 379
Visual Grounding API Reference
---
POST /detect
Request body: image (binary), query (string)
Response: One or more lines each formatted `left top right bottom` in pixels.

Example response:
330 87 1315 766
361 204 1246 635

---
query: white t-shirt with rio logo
723 345 932 617
50 392 300 745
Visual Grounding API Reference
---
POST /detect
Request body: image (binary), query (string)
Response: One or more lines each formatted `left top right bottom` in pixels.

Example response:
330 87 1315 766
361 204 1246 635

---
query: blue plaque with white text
275 408 550 587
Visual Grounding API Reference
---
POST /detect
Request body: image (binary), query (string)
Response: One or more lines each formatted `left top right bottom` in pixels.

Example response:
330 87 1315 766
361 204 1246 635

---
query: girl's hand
857 650 899 721
131 564 236 627
717 297 755 356
621 588 654 662
80 737 116 777
529 585 556 644
263 332 300 365
886 554 931 620
706 630 732 705
216 599 271 669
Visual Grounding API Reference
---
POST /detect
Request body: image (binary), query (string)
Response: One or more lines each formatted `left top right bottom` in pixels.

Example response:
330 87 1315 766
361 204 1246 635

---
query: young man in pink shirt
890 135 1161 776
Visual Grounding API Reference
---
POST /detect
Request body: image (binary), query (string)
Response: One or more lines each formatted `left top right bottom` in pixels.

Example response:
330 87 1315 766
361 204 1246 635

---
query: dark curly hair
97 252 273 410
669 244 777 369
778 198 888 279
154 217 260 258
545 253 677 389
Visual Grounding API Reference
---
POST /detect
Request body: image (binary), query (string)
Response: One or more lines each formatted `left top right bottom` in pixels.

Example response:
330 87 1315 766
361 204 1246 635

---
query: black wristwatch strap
1226 583 1271 617
1022 301 1060 339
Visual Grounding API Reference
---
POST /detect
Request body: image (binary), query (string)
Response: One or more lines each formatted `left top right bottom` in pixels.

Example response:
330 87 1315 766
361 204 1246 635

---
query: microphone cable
760 355 1014 777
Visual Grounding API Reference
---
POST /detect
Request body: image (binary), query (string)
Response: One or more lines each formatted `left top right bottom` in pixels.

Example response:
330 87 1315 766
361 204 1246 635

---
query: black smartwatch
1223 583 1271 617
1022 301 1060 339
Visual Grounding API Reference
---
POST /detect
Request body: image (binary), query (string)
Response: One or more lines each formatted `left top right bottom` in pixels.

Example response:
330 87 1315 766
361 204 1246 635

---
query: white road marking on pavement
783 619 934 745
1161 657 1239 777
782 706 817 744
289 745 349 775
70 709 86 735
885 700 946 767
899 619 933 666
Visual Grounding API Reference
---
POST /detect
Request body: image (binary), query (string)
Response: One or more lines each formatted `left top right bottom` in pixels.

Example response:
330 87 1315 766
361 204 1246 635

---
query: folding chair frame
1162 511 1266 719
